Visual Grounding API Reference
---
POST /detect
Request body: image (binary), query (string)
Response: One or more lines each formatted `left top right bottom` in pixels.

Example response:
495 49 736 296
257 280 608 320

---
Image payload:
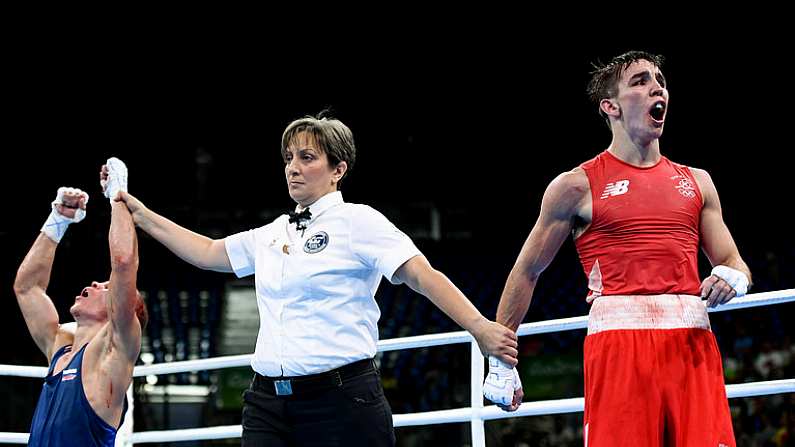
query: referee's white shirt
225 191 421 377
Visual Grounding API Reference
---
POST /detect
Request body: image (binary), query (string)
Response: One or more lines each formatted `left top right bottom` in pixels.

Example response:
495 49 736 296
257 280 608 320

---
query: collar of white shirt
292 191 344 224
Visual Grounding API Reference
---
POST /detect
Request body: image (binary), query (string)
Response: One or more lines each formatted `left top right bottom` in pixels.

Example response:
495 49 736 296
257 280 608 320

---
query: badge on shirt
671 175 696 198
304 231 329 254
62 368 78 382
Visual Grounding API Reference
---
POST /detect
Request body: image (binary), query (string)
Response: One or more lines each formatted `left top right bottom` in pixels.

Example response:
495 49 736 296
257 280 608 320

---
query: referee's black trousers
241 358 395 446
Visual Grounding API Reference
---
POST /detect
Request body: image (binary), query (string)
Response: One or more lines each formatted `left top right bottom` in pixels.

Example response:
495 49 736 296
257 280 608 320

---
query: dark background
1 26 793 443
2 34 789 296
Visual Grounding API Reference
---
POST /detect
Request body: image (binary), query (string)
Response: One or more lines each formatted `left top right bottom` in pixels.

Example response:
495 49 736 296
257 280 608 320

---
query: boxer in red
482 51 750 446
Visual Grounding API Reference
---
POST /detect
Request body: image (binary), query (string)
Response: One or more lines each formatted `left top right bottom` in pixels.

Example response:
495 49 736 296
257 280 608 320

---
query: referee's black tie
288 208 312 236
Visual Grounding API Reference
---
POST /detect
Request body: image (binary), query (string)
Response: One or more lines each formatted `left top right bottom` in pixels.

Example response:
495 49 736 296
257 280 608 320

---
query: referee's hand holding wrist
472 319 518 366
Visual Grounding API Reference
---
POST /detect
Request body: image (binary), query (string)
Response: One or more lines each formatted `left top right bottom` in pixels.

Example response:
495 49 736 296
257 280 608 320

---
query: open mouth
80 288 89 298
649 101 666 122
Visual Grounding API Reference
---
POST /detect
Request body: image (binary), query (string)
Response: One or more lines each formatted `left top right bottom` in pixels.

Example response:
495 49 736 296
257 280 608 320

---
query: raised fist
42 186 89 242
100 157 128 200
52 187 88 222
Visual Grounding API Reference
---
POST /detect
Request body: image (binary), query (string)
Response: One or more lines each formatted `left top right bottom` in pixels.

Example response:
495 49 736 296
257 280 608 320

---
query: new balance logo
600 180 630 199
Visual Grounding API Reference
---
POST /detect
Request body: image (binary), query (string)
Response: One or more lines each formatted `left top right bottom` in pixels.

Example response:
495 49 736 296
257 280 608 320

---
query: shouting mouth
76 288 89 301
649 101 666 124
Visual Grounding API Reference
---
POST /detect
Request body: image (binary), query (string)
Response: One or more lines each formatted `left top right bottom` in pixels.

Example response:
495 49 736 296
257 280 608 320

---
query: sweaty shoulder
686 165 711 184
545 167 591 216
684 165 716 206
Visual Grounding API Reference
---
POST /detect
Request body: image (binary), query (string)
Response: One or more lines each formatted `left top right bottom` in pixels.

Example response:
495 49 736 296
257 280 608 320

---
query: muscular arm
118 192 232 272
691 168 752 295
692 168 750 276
13 234 62 359
106 200 143 362
394 255 518 364
497 170 588 331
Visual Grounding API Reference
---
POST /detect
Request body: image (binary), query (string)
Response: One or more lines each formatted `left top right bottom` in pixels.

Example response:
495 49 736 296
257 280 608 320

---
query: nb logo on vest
600 180 630 199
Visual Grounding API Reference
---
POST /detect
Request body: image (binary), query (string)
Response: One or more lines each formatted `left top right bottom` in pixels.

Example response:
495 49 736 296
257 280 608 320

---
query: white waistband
587 294 711 335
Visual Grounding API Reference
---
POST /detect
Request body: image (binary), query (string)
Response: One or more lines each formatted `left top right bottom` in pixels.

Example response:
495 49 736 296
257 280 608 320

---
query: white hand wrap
512 363 522 389
103 157 128 201
483 356 521 406
711 265 749 297
41 187 89 243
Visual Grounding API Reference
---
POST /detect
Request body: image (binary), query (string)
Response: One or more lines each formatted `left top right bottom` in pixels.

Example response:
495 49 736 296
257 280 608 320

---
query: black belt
254 358 376 396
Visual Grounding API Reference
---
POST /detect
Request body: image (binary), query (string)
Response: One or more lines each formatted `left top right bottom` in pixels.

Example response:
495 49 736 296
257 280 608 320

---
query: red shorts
583 295 735 447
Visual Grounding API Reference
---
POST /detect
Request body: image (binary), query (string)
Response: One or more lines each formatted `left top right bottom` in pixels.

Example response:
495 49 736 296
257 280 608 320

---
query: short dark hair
281 112 356 186
587 51 665 122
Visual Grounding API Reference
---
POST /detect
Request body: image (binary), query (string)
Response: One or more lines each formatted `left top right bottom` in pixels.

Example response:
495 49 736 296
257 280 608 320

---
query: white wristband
41 207 71 243
512 366 522 390
711 265 749 297
489 355 522 391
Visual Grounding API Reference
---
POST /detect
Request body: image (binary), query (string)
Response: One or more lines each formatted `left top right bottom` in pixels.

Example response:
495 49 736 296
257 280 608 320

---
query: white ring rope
4 290 792 379
1 289 793 445
3 380 794 445
0 364 48 379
